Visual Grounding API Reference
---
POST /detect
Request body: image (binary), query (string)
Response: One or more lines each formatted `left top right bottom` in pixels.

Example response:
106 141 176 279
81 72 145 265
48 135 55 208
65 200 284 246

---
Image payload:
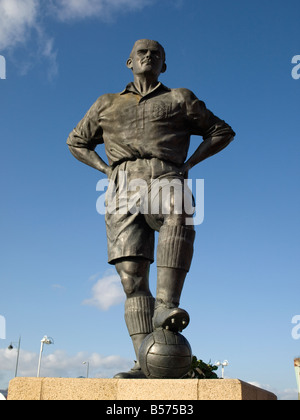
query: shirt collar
120 82 170 96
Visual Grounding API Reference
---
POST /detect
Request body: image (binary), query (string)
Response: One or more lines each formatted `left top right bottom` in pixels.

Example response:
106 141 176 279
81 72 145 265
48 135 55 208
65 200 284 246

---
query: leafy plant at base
187 356 219 379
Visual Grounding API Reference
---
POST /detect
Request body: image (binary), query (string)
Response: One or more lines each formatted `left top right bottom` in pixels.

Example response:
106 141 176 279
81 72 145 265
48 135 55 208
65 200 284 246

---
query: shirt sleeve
185 90 235 140
67 98 104 150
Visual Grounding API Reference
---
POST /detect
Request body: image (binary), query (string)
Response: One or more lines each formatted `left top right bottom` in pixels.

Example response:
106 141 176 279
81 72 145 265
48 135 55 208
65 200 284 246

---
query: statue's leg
113 257 154 378
153 223 195 332
147 172 195 332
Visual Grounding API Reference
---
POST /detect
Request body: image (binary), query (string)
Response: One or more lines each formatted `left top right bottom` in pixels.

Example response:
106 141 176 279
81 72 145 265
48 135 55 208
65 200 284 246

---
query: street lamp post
8 336 21 377
294 358 300 401
215 360 229 379
83 361 90 378
37 336 54 378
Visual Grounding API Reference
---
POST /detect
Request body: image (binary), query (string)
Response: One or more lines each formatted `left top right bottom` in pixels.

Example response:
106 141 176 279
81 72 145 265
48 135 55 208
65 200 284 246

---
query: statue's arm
181 91 235 173
183 133 234 173
67 98 111 177
68 145 111 176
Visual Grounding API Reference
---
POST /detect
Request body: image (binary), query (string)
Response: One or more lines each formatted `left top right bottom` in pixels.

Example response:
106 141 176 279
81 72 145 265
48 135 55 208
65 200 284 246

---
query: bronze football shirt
67 82 235 168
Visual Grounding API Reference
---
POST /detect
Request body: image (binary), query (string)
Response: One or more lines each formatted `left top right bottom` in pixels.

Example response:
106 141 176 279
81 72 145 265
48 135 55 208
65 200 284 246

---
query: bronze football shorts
104 158 194 265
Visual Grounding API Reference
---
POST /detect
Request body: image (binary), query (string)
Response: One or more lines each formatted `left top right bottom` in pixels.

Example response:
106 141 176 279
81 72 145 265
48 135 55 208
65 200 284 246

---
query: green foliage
187 356 219 379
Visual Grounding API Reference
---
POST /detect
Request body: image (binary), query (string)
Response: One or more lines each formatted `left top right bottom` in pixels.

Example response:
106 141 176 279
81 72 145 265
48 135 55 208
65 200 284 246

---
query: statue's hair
129 39 166 62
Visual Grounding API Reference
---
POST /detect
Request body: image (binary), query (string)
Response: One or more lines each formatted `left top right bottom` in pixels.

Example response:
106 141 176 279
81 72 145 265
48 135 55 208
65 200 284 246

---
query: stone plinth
8 378 277 401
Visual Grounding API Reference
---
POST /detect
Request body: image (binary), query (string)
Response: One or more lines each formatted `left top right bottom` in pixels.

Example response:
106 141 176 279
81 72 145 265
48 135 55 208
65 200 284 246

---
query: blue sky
0 0 299 399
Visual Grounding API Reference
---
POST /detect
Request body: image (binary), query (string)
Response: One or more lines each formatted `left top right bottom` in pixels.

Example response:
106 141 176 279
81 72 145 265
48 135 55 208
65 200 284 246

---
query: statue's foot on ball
113 361 146 379
152 305 190 332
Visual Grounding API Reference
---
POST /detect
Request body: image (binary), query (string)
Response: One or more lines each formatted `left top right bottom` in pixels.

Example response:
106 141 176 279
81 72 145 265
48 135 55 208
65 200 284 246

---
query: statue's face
127 40 166 79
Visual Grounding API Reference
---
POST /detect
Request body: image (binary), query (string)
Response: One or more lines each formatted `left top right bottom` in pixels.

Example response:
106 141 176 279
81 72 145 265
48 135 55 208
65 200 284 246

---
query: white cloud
51 284 65 290
36 350 131 378
277 388 299 400
0 0 58 78
36 29 58 79
0 0 39 50
50 0 151 21
0 0 152 50
249 381 298 401
0 348 131 388
0 0 153 77
83 272 125 311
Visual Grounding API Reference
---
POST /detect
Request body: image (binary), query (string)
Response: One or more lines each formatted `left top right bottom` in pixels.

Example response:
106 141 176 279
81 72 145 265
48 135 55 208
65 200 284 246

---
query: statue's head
126 39 167 78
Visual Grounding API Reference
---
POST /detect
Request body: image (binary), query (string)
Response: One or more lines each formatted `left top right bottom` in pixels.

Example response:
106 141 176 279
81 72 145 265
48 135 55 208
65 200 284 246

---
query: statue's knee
120 274 136 296
116 258 150 297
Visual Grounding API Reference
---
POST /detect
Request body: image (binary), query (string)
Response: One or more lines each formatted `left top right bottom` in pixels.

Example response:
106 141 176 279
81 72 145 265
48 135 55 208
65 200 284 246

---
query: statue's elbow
223 133 235 150
68 144 81 160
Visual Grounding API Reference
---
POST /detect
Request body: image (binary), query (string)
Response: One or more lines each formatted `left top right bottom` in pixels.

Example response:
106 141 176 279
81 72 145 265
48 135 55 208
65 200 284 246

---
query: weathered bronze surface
68 39 235 378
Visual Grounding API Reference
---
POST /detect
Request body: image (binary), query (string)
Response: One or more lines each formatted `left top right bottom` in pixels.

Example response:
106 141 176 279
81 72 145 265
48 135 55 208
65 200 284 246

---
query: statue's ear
126 58 133 70
161 63 167 74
